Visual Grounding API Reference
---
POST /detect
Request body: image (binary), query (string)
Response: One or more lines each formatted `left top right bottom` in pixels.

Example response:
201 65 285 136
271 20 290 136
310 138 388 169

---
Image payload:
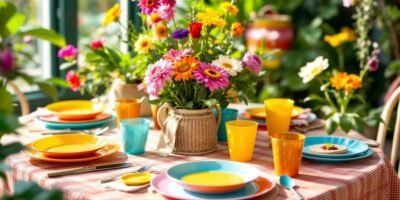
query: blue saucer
303 136 369 158
302 148 373 163
36 115 115 130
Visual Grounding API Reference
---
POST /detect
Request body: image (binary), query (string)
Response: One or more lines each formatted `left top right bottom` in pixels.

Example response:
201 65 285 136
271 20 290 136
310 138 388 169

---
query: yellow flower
230 22 245 37
324 27 356 47
148 13 162 25
221 2 239 16
102 3 121 26
154 23 168 39
197 10 226 27
330 72 362 92
135 35 154 54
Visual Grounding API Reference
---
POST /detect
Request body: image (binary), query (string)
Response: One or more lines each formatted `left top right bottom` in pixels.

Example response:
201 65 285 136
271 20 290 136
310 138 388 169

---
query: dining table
1 103 400 200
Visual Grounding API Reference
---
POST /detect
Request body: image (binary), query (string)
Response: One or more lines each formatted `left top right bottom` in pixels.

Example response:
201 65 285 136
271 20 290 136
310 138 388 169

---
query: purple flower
172 29 189 40
58 45 78 60
0 50 14 74
242 53 262 74
193 62 229 91
368 56 379 72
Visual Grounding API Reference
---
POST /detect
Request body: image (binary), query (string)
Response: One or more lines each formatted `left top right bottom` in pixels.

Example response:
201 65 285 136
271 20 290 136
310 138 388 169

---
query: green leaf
59 60 77 70
326 116 337 135
0 113 19 136
36 81 58 101
6 12 25 35
339 113 353 133
202 99 218 107
7 181 63 200
0 88 13 114
18 27 66 47
299 25 322 46
385 60 400 78
0 1 17 37
303 94 327 103
46 77 69 88
0 142 24 160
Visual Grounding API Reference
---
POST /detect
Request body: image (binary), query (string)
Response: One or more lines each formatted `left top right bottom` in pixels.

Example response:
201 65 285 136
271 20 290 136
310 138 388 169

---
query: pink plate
150 173 275 200
38 112 112 124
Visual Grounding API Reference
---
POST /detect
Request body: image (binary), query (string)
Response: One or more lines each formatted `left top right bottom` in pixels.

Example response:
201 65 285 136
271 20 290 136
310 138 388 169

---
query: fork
100 162 154 183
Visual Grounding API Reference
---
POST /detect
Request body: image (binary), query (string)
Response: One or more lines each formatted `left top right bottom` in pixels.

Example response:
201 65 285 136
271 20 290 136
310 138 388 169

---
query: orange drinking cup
226 120 258 162
271 132 304 177
264 98 294 137
115 99 142 125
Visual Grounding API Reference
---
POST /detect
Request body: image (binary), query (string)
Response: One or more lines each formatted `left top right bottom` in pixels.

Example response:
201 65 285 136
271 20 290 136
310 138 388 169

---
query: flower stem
337 47 344 71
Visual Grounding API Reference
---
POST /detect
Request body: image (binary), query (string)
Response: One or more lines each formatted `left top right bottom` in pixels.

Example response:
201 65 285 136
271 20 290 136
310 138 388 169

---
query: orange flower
231 22 245 37
148 13 162 25
330 72 362 92
173 56 198 81
154 23 168 39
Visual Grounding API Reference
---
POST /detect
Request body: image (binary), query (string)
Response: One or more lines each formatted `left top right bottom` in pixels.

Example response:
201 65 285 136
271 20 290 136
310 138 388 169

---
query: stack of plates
151 160 276 200
239 106 317 128
302 136 373 163
37 100 114 129
25 133 119 163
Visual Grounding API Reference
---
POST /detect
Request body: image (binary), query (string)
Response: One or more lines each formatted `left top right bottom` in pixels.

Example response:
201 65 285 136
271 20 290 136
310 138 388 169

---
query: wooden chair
377 86 400 173
8 81 30 116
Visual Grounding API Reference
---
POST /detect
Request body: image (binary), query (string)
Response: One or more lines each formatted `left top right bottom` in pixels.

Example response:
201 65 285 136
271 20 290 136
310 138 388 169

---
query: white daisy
298 56 329 83
212 55 243 76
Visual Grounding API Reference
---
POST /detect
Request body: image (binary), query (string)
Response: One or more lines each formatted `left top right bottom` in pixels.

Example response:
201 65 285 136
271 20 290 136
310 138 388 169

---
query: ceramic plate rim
151 172 276 200
245 106 303 119
166 160 260 189
45 100 105 119
303 148 373 162
38 112 112 124
303 136 369 158
35 115 115 129
24 143 119 163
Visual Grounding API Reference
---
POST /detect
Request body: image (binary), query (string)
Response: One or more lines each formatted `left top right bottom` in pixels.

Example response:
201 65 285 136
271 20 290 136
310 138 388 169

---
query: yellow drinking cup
271 132 305 177
226 120 258 162
264 98 294 137
115 99 142 126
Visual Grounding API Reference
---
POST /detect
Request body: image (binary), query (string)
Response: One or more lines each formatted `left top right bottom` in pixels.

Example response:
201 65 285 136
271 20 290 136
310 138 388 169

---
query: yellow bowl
46 100 105 120
245 106 304 120
121 172 154 186
31 133 109 158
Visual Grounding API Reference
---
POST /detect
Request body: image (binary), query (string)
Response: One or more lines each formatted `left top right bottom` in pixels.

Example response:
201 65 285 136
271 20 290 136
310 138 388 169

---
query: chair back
377 86 400 174
8 81 30 116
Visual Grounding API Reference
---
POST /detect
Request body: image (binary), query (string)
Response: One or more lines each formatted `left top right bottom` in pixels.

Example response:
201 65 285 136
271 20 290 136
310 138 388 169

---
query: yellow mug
264 98 294 137
226 120 258 162
115 99 142 125
271 132 305 177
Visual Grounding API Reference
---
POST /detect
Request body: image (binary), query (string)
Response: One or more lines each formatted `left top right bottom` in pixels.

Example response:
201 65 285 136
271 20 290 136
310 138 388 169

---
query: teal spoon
279 175 304 200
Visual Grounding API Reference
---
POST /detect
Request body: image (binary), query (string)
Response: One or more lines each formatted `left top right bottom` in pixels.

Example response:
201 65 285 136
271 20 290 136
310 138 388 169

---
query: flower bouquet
135 1 262 155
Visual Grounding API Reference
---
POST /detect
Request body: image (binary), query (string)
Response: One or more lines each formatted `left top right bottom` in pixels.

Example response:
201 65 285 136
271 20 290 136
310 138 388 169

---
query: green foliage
18 27 66 47
2 181 63 200
0 0 25 38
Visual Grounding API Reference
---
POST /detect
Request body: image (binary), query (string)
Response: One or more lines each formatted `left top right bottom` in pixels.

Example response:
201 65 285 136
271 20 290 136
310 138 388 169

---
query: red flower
65 71 81 91
189 22 202 39
90 40 104 49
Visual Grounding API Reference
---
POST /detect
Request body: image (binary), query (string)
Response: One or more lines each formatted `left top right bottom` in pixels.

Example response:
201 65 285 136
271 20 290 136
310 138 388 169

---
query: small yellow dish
46 100 105 120
31 133 108 158
120 172 154 186
245 106 304 120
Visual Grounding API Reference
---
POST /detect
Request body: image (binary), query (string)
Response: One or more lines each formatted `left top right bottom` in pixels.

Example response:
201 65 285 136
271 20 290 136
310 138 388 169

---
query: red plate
38 112 112 124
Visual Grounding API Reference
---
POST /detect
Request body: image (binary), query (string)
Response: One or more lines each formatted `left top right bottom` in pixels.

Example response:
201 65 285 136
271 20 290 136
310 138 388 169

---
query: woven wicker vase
157 104 221 155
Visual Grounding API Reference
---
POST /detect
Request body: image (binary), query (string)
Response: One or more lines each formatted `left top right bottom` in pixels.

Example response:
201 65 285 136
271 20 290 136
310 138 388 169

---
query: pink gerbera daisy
242 53 262 74
138 0 161 15
160 0 176 6
193 62 229 91
144 59 174 97
158 4 174 21
163 48 192 61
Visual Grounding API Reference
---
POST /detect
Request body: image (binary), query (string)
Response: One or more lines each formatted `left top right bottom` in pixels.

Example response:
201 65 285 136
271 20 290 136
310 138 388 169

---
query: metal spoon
279 175 304 200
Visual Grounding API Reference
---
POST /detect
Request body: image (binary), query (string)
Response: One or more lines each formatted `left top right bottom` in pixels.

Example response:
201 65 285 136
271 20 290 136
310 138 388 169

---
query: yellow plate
121 172 154 186
245 106 304 120
24 143 119 163
31 133 109 158
46 100 105 120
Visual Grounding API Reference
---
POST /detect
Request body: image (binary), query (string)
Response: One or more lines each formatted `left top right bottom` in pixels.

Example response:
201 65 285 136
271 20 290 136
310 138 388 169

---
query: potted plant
138 1 262 155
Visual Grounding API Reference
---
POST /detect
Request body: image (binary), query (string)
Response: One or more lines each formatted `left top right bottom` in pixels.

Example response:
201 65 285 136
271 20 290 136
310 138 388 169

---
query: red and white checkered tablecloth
1 112 400 199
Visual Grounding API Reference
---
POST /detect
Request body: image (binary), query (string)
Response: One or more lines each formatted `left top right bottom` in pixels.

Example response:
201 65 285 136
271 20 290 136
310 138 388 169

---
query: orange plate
24 143 119 163
31 133 109 158
246 106 304 120
45 100 105 120
38 112 112 124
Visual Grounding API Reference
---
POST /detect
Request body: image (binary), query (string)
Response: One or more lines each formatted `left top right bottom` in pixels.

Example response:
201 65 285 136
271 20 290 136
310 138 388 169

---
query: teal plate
303 148 373 163
36 115 115 130
303 136 369 158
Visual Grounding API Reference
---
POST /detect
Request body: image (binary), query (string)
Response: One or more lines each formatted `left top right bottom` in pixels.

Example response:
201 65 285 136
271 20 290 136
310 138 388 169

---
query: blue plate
303 136 369 158
36 115 115 130
303 148 373 163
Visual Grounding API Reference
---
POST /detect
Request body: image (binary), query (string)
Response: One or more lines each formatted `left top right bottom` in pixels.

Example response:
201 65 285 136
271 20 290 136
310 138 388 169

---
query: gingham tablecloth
1 111 400 199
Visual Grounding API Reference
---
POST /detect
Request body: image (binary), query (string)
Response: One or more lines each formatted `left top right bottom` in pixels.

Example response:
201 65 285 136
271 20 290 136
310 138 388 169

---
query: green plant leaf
59 60 77 70
0 88 13 114
0 1 16 37
303 94 327 103
0 113 19 136
3 181 63 200
36 81 58 101
6 12 25 35
18 27 66 47
202 99 218 107
326 116 337 135
46 77 69 88
339 113 353 133
0 142 24 160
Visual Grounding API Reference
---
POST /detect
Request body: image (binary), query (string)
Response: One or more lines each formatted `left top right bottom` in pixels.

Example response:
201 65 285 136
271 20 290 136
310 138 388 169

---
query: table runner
2 116 400 199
